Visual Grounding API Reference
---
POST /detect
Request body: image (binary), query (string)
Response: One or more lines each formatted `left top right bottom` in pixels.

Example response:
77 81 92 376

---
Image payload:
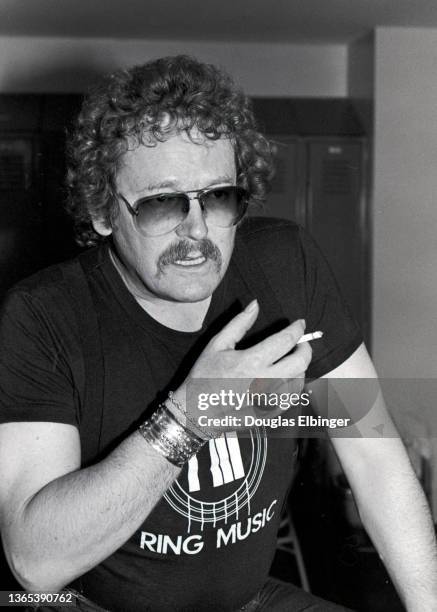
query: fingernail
299 319 306 330
246 299 258 312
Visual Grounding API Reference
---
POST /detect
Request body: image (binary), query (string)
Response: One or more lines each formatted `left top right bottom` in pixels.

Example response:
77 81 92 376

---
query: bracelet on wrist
138 403 206 467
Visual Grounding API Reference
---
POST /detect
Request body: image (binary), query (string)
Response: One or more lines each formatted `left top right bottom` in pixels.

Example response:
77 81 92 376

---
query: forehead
118 131 236 193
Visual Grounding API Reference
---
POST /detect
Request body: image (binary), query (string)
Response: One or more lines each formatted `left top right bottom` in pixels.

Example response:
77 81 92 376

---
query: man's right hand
191 299 311 379
173 299 312 436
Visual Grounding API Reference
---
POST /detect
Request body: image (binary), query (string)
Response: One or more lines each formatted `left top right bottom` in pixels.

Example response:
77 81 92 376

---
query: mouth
172 255 207 267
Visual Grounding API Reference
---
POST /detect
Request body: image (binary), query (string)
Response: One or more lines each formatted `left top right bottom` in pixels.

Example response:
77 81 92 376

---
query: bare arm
309 343 437 611
0 421 179 592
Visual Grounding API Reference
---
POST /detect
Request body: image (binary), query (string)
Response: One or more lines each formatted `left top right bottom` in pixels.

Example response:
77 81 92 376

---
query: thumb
212 299 259 350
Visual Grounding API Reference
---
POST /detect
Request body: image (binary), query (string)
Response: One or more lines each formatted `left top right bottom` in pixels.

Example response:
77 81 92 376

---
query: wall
0 35 347 96
347 33 375 351
347 32 374 136
372 27 437 514
372 27 437 378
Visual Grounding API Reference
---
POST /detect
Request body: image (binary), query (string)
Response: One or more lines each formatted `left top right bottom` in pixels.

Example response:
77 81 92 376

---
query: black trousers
27 578 354 611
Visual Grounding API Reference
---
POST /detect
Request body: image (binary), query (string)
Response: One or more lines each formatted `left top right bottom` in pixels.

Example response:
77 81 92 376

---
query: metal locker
305 139 370 345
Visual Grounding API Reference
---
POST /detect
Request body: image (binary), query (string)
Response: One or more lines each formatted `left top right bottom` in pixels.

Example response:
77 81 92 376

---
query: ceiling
1 0 437 44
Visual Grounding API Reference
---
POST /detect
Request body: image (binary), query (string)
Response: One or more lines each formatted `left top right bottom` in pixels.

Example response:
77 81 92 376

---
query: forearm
343 438 437 611
3 430 180 591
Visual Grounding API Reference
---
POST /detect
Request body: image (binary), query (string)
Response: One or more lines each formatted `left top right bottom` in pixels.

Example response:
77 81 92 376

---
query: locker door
249 136 304 226
39 133 78 263
0 138 44 297
306 140 369 342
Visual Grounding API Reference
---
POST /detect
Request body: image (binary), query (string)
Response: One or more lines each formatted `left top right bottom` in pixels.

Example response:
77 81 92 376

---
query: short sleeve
0 289 79 425
299 228 363 378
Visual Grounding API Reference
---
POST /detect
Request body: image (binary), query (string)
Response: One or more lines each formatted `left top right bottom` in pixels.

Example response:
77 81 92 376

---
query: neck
138 296 212 332
109 247 211 332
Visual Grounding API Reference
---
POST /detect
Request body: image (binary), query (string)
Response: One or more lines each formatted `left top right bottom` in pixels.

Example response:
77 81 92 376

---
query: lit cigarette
297 331 323 344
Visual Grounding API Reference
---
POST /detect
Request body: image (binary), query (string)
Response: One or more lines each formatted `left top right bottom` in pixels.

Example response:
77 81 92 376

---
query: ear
92 216 113 237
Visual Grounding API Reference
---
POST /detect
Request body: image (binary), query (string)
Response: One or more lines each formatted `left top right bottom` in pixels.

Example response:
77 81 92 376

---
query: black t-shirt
0 218 362 611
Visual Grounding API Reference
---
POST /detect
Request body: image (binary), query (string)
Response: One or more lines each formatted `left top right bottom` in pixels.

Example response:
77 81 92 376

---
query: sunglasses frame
117 185 249 236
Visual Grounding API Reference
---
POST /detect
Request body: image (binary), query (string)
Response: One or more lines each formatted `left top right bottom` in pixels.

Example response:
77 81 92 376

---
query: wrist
165 387 187 424
166 388 215 440
138 401 206 467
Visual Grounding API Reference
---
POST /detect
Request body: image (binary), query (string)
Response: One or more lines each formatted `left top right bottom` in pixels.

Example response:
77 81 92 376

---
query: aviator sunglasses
118 185 249 236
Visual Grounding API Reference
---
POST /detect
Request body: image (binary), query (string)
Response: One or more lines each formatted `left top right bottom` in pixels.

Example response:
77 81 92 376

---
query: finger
245 319 306 365
211 299 260 350
268 341 312 378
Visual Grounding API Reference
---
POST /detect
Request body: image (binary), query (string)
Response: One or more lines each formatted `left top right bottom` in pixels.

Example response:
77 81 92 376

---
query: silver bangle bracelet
138 403 205 467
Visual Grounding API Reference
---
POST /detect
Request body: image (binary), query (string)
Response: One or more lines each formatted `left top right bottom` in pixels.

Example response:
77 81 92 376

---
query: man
0 55 436 612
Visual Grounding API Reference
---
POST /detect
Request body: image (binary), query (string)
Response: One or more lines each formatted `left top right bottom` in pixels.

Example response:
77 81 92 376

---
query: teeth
174 256 206 266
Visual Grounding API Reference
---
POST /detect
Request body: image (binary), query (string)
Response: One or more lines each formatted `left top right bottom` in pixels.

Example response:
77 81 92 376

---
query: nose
175 197 208 241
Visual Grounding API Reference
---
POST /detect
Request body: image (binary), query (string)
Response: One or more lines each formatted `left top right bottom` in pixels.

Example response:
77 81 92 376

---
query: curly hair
66 55 275 247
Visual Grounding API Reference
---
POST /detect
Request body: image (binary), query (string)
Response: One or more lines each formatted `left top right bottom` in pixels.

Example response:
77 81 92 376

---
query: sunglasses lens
202 187 248 227
134 187 248 236
136 194 188 236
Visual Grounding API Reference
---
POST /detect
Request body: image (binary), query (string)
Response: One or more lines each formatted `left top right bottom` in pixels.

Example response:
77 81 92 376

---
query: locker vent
322 159 353 194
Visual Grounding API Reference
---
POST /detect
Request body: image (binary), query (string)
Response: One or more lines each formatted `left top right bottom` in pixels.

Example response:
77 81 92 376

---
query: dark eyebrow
145 179 179 192
206 176 235 188
144 175 234 193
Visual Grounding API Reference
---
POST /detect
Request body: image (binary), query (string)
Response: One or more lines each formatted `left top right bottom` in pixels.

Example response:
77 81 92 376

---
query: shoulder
5 266 69 313
237 216 301 242
235 216 308 272
0 248 101 345
2 247 101 316
8 247 100 297
236 216 302 255
2 267 69 327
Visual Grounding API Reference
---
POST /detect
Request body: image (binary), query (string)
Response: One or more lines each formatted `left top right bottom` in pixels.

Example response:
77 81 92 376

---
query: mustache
158 239 222 268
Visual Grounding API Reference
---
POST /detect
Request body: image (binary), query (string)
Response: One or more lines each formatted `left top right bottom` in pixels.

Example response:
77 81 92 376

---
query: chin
164 281 218 304
173 288 214 303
